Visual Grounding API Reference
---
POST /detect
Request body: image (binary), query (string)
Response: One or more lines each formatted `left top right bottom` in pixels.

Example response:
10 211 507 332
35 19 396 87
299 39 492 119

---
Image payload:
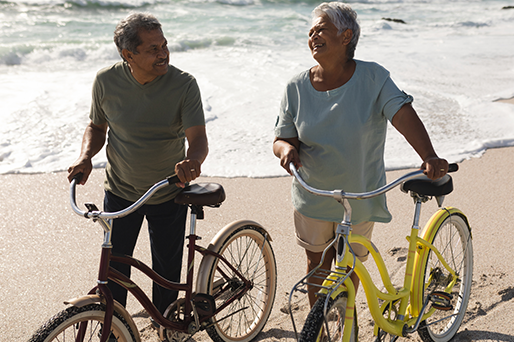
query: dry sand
1 147 514 342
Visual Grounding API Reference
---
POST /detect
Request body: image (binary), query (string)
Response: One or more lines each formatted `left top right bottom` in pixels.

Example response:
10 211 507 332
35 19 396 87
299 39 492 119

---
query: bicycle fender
195 219 272 294
423 207 471 240
65 294 141 342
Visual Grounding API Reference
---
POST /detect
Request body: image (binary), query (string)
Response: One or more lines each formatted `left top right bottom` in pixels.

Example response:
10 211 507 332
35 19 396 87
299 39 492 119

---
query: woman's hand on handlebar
422 157 449 180
273 137 302 175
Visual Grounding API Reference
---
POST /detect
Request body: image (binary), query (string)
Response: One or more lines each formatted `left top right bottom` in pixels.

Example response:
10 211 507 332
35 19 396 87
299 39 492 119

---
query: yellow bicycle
288 163 473 342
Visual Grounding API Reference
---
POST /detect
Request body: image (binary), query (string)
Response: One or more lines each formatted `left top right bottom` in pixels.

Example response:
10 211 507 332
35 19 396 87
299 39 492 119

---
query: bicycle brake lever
85 203 100 212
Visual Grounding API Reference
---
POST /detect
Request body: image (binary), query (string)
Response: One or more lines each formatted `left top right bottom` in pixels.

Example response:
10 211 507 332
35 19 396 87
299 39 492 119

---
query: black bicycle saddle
401 174 453 197
174 183 226 206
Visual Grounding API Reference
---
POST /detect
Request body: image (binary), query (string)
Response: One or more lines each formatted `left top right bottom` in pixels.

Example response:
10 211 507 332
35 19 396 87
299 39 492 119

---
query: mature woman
273 2 448 307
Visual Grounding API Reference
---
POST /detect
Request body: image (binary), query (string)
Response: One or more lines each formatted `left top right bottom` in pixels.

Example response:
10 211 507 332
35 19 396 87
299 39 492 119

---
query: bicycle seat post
410 193 429 231
188 205 203 236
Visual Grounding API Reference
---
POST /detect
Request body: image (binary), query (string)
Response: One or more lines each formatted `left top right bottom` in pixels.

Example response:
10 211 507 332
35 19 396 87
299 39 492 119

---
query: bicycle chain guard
161 298 189 342
159 294 217 341
191 293 216 318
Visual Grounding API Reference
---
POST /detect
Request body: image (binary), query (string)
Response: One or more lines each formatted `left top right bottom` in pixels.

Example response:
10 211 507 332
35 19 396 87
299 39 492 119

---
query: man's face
124 28 169 84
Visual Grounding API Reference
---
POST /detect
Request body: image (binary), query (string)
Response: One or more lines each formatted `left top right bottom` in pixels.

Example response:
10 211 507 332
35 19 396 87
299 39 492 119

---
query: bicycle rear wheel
205 224 277 342
416 211 473 342
28 304 135 342
299 291 356 342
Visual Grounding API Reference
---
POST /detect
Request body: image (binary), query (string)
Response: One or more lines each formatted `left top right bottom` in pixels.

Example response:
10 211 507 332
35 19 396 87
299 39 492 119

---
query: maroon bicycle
29 175 277 342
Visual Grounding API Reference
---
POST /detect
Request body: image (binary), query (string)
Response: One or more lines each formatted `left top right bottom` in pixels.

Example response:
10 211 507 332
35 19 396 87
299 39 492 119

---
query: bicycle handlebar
289 162 458 201
70 174 181 220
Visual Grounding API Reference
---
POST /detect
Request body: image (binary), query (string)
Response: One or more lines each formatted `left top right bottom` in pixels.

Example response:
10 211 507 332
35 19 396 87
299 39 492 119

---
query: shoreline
494 97 514 105
1 146 514 341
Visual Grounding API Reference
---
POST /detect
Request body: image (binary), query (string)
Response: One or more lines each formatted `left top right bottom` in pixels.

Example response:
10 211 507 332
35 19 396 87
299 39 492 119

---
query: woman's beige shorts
294 209 374 261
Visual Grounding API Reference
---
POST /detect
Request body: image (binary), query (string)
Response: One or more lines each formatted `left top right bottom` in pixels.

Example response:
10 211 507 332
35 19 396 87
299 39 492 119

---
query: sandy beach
1 147 514 342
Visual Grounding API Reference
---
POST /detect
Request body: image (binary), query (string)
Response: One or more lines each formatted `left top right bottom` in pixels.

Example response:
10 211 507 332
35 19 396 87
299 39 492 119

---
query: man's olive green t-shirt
90 61 205 204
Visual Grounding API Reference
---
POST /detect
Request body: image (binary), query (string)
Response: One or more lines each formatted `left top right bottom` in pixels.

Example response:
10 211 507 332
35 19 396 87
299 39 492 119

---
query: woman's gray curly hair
312 2 360 60
113 13 162 61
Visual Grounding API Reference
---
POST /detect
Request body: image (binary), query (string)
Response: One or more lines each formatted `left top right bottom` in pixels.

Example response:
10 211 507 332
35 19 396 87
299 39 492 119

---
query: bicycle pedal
428 291 453 311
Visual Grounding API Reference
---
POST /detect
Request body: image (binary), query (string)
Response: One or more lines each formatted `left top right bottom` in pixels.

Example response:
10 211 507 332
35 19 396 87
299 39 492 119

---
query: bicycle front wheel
205 224 277 342
299 291 356 342
416 210 473 342
28 304 136 342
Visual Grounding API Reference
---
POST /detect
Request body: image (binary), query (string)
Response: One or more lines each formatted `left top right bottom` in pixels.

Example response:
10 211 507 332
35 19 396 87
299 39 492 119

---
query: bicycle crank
428 291 453 311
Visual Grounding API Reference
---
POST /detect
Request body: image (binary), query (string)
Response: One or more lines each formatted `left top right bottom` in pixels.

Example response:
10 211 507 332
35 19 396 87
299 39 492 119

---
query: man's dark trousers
104 190 187 314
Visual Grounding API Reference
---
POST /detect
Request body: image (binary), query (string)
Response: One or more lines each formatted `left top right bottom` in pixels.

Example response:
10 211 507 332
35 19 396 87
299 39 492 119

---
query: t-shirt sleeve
377 76 413 122
274 87 298 138
182 78 205 130
89 75 107 125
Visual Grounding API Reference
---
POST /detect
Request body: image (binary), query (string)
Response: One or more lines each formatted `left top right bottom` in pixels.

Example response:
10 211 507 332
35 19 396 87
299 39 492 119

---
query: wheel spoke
418 213 473 342
28 304 134 342
206 226 276 342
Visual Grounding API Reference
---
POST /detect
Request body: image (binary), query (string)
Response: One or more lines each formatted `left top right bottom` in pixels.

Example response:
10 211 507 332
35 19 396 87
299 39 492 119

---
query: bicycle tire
299 291 356 342
205 224 277 342
28 304 136 342
415 211 473 342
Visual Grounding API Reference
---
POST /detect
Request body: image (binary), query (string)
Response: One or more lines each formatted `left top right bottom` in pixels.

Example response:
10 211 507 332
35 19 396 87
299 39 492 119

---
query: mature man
67 13 208 320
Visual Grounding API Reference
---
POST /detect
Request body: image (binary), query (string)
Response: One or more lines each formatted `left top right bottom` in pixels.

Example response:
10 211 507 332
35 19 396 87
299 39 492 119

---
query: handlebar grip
166 175 180 184
72 173 83 183
448 163 459 173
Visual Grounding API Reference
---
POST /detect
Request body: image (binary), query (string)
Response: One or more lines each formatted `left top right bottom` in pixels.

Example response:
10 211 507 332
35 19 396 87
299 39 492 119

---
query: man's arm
273 136 302 174
67 121 108 184
391 103 448 179
175 125 208 186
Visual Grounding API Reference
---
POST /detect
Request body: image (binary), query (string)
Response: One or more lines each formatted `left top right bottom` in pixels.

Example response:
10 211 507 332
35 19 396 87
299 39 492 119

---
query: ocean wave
0 0 158 10
189 0 256 6
0 51 23 66
454 20 490 28
63 0 156 9
168 36 237 51
262 0 479 4
0 36 239 67
0 44 119 67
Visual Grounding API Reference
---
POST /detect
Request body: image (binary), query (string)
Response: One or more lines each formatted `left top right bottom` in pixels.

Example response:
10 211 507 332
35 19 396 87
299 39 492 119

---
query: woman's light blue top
275 60 413 224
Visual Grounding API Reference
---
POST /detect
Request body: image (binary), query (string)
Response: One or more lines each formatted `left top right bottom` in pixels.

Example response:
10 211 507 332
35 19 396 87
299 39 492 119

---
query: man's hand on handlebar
174 159 202 188
422 157 449 180
67 158 93 185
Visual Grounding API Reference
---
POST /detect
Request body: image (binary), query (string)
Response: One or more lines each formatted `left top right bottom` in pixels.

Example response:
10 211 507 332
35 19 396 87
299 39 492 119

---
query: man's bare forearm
79 122 107 160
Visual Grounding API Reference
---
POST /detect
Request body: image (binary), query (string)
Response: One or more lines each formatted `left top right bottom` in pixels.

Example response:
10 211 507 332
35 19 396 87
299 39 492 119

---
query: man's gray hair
114 13 162 60
312 2 360 60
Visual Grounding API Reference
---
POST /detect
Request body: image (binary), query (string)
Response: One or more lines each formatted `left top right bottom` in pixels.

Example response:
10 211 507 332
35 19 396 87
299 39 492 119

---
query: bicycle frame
69 178 254 342
288 163 463 342
320 211 463 341
94 236 251 330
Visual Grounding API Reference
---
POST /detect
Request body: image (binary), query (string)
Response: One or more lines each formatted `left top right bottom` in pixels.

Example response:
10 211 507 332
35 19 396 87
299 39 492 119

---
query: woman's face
308 15 347 63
